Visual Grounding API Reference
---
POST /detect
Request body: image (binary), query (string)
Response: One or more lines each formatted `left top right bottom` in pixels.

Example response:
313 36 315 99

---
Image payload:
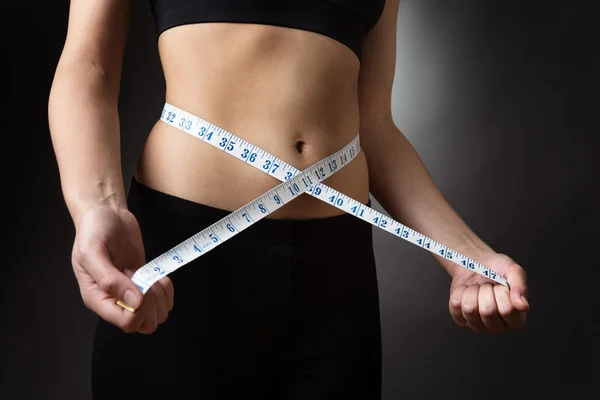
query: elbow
49 55 119 103
358 115 404 159
48 57 118 118
359 113 397 135
56 52 111 81
359 115 403 154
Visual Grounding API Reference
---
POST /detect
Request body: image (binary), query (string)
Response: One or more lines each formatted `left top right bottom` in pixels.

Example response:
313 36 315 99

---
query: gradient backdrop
3 0 598 399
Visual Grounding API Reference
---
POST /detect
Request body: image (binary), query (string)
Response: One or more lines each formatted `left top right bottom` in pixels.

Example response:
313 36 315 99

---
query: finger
494 284 526 330
449 284 468 327
76 236 143 311
157 276 174 312
151 281 168 325
137 286 159 334
478 283 507 336
74 263 145 333
505 262 529 312
462 285 485 332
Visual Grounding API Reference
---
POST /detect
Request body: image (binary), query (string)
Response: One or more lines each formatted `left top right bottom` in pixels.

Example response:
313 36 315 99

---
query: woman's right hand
72 204 174 334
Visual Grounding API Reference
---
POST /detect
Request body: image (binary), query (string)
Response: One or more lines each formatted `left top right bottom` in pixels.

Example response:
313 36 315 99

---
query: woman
48 0 530 399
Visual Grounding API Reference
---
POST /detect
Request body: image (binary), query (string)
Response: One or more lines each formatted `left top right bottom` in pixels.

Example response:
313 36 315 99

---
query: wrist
438 237 497 279
66 182 127 227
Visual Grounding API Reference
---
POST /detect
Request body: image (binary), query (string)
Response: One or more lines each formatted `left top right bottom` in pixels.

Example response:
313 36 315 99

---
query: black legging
91 177 382 399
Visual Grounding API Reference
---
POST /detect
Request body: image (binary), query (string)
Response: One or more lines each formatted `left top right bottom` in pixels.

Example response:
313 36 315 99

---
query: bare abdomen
135 23 370 218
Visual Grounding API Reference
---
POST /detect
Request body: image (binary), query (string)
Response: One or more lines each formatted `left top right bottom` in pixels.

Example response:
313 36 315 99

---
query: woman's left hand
448 253 529 335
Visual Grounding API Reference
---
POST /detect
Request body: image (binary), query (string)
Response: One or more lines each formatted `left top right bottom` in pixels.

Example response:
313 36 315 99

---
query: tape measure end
116 300 136 313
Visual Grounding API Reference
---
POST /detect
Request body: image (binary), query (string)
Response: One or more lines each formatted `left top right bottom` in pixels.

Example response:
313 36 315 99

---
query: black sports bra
149 0 386 60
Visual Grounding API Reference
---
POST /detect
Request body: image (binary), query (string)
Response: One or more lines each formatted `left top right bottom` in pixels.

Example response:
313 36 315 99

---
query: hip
126 175 380 333
126 175 380 326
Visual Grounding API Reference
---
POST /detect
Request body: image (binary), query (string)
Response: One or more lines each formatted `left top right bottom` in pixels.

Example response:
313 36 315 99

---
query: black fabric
148 0 386 60
91 177 382 399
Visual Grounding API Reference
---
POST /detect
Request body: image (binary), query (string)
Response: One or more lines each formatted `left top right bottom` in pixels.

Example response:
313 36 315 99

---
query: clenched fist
449 253 529 335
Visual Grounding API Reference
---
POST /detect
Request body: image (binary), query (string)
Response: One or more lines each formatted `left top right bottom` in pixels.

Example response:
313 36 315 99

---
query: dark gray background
2 0 598 399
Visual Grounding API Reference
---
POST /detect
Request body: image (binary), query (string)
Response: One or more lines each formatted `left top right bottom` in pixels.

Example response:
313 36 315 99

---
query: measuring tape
118 103 508 311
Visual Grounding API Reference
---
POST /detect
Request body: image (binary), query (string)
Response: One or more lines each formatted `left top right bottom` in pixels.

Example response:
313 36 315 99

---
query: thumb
80 240 144 311
505 262 529 312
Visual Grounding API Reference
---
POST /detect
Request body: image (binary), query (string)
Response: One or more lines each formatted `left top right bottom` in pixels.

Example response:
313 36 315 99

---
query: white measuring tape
119 103 508 310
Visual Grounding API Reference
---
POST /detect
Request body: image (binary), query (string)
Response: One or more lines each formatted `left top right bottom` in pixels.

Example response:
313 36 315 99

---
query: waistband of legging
127 176 373 245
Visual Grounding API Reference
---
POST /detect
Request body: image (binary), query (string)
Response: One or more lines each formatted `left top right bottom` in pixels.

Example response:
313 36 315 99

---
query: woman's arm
48 0 131 226
357 0 488 274
357 0 529 335
48 0 173 333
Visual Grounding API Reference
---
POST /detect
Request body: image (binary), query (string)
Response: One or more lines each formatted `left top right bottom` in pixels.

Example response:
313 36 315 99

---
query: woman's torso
135 21 370 218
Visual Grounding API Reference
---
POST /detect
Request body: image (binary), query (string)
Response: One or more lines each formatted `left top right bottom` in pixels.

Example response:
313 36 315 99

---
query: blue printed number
219 137 228 147
154 266 165 274
328 160 338 172
284 172 293 180
209 233 219 242
243 213 251 222
352 205 364 217
172 255 184 263
194 244 202 253
179 118 191 130
258 204 267 213
250 153 257 162
241 148 249 159
329 196 343 206
288 183 300 196
167 112 176 123
226 141 235 151
274 195 281 204
314 187 322 195
198 127 206 137
374 217 387 227
263 160 271 170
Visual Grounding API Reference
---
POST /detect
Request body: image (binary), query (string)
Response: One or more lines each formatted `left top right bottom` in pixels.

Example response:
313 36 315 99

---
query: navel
295 139 306 154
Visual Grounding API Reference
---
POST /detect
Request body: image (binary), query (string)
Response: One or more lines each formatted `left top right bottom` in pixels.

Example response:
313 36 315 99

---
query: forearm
48 60 126 227
360 121 496 277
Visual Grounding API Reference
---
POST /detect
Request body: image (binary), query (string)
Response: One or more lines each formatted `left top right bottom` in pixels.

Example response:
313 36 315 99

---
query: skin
48 0 529 336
